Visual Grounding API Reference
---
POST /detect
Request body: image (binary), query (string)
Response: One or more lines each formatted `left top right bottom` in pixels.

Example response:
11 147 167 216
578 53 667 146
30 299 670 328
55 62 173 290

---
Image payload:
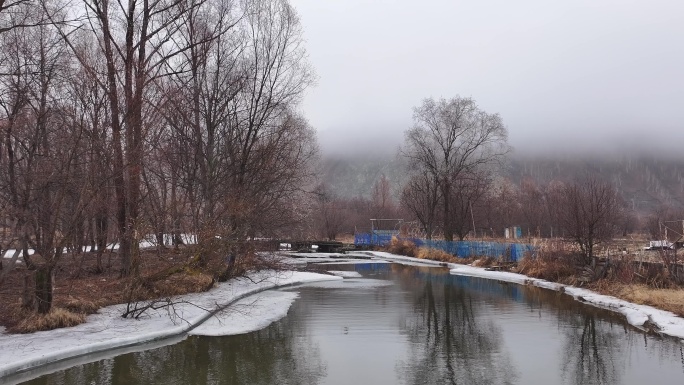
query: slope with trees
0 0 317 325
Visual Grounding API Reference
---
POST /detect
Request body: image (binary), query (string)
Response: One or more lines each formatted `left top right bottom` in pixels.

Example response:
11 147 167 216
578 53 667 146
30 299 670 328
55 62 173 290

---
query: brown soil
0 246 223 333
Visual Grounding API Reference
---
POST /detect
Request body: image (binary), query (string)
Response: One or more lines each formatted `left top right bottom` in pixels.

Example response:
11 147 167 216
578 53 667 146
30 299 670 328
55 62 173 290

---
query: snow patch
189 291 299 337
298 278 393 289
0 271 341 381
315 260 390 265
327 271 363 278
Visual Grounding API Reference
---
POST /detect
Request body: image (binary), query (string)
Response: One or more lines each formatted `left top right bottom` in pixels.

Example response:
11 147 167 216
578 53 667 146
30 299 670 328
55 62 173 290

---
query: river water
21 263 684 384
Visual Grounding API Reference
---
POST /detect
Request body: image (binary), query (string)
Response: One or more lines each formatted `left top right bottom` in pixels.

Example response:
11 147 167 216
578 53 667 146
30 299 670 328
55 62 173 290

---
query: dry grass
516 257 577 284
385 238 505 266
61 298 102 315
0 245 282 333
515 243 580 284
150 271 215 297
385 238 419 258
416 248 458 263
592 283 684 317
385 238 460 263
385 236 684 317
471 257 497 267
13 308 86 333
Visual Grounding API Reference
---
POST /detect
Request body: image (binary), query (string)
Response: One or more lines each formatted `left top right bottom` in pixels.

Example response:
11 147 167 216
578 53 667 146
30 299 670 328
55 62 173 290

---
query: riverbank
0 270 341 381
4 251 684 382
364 251 684 340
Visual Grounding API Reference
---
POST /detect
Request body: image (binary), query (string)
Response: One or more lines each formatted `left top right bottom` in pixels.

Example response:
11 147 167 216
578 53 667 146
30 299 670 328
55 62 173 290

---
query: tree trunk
156 232 165 247
21 271 34 309
443 181 454 242
95 213 107 273
34 266 53 314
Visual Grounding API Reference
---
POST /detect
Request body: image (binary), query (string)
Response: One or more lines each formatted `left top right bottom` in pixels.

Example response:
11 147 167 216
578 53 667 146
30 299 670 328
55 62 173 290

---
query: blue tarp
353 234 534 262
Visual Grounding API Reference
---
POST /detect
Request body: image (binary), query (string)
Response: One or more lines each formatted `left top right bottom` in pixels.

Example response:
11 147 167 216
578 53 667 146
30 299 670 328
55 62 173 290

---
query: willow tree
403 96 509 241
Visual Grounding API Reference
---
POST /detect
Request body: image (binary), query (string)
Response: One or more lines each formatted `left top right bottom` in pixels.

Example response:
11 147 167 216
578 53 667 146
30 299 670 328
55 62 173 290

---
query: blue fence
354 233 394 246
354 234 534 262
415 239 533 262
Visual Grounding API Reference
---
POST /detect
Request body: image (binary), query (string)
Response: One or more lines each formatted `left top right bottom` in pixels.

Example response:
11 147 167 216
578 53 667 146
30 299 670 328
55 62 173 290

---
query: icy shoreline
0 270 341 381
4 250 684 382
365 251 684 341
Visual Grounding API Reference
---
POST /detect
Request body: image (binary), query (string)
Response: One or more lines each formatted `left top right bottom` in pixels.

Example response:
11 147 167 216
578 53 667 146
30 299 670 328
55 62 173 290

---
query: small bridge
276 240 345 253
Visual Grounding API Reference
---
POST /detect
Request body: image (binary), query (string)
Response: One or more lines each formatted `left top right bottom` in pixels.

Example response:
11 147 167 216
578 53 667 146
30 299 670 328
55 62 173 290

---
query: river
20 263 684 384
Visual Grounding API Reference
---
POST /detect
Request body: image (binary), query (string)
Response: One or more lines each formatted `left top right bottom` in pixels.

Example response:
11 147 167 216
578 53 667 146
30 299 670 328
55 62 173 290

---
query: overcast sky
290 0 684 157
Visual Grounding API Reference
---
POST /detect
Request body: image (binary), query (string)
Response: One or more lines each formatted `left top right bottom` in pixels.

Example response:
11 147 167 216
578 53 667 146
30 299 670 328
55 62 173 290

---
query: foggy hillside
321 151 684 215
507 154 684 214
319 154 409 199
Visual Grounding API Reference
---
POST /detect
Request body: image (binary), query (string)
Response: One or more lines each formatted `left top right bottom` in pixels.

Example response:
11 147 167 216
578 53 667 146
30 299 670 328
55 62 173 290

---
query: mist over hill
319 154 409 199
320 150 684 216
507 154 684 213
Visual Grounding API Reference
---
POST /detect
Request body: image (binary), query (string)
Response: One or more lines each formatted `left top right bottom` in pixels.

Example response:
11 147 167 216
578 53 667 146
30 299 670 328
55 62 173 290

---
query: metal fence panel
353 234 534 262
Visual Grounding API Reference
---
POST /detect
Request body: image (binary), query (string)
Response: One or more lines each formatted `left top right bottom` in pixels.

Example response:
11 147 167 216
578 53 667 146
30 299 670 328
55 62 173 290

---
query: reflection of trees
26 359 114 385
400 278 518 385
26 266 684 385
519 286 684 385
26 300 325 385
520 286 628 385
560 313 622 385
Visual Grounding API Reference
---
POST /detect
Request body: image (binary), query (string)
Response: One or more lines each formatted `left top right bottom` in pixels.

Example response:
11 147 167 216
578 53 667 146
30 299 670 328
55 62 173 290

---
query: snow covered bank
327 271 363 278
279 252 380 265
0 271 341 381
364 251 684 341
189 291 300 337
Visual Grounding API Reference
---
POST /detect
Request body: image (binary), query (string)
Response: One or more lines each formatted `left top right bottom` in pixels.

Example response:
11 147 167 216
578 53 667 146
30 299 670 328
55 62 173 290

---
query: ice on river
0 271 341 380
327 271 363 278
189 291 299 337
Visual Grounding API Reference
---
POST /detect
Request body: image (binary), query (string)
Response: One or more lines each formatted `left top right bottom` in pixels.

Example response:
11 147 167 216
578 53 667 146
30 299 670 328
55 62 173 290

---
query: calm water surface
20 263 684 384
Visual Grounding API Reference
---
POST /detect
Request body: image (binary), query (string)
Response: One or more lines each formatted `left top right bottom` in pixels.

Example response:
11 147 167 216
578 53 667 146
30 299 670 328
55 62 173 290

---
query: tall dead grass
385 238 457 262
385 238 419 258
595 283 684 317
13 308 86 333
515 240 579 284
416 247 458 263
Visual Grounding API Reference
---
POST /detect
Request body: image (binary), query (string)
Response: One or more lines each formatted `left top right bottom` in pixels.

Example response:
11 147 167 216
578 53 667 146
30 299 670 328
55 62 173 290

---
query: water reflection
399 276 518 384
19 264 684 385
560 313 622 385
25 308 325 385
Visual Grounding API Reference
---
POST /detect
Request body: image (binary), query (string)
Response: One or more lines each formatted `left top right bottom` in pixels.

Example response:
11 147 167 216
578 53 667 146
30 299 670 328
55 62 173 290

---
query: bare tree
545 180 566 238
370 174 396 219
401 172 440 239
402 96 509 241
0 0 40 34
560 178 623 264
446 169 491 240
0 15 94 312
313 184 346 241
519 177 546 238
45 0 227 277
480 178 520 237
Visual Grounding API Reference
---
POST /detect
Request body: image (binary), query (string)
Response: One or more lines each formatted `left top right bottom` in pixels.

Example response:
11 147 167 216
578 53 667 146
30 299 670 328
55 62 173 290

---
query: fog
291 0 684 157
